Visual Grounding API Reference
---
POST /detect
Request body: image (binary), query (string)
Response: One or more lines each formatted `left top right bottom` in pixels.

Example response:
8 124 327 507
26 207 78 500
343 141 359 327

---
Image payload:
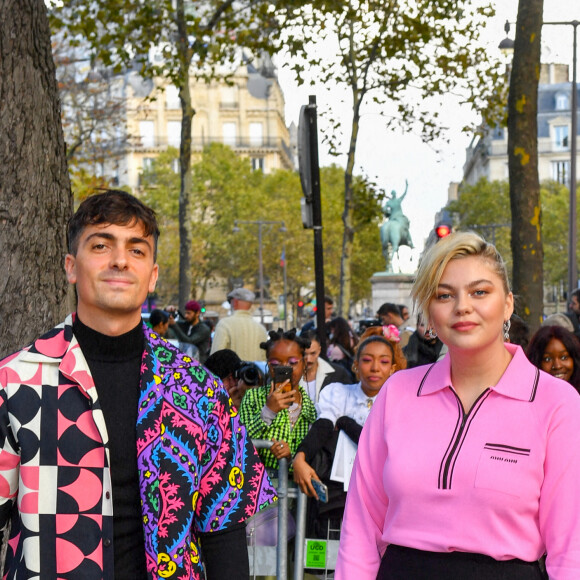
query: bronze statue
380 180 414 272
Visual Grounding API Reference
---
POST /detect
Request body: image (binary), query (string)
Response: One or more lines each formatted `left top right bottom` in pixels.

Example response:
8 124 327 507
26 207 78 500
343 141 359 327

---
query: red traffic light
435 224 451 238
297 301 304 308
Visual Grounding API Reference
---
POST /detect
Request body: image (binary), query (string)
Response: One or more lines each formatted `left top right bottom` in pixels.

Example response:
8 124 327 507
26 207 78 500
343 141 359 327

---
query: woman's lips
451 321 477 330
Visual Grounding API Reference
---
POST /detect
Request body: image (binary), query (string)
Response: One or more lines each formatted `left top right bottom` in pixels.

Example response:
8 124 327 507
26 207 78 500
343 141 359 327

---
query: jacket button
104 538 111 547
105 491 110 499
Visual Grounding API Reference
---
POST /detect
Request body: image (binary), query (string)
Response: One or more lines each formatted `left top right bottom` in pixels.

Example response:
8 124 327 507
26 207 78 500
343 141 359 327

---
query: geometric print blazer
0 315 277 579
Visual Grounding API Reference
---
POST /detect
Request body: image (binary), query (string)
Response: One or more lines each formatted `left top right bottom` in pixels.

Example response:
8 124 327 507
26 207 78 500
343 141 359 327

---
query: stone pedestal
371 272 415 316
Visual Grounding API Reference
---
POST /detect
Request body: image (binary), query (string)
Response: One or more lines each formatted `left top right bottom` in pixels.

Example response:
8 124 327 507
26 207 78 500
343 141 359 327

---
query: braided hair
260 328 311 357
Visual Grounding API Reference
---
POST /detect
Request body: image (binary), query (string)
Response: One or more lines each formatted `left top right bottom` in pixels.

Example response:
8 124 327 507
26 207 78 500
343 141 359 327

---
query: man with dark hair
0 190 276 579
168 299 211 362
398 304 410 322
376 302 412 348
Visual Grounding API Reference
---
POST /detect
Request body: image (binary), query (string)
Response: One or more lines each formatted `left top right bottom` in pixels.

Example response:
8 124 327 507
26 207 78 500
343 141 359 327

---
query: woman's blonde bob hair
411 231 511 320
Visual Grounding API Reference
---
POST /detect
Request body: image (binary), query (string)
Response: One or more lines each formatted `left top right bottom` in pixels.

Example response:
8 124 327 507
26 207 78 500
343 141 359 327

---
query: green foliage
540 181 572 287
285 0 504 143
140 147 181 302
50 0 290 87
447 178 512 273
139 147 384 306
320 165 385 301
447 178 578 291
282 0 505 313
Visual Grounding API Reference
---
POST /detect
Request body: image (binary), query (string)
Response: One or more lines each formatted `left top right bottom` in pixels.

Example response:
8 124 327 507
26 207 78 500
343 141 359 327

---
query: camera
235 362 264 387
356 318 382 334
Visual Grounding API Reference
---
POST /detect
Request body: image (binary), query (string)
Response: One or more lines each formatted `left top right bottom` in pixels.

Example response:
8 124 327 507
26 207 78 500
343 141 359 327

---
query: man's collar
417 343 539 402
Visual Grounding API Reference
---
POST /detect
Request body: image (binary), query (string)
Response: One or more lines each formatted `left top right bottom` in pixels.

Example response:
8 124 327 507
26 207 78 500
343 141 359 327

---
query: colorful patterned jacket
0 315 276 579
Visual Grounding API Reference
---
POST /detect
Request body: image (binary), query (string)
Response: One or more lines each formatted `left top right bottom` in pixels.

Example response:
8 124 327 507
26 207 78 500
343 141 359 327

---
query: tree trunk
508 0 544 332
339 122 358 318
339 78 362 318
176 0 194 311
0 0 72 358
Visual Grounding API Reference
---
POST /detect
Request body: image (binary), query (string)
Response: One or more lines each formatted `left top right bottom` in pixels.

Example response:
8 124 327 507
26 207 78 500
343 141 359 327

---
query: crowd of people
2 190 580 579
143 253 580 579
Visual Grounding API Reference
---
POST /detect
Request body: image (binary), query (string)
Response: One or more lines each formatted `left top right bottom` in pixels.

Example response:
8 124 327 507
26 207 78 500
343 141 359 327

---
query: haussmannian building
121 53 295 190
463 63 580 187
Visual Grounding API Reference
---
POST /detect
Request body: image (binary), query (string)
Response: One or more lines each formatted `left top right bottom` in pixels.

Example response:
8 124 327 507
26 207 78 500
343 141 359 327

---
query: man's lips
103 277 134 286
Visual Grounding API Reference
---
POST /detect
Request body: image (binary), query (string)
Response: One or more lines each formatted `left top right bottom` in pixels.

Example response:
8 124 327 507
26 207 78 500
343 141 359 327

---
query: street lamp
500 19 579 295
232 219 287 327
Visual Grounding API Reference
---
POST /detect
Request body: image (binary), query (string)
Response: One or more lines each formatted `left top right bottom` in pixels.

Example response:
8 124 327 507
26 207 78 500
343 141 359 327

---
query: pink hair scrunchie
382 324 400 342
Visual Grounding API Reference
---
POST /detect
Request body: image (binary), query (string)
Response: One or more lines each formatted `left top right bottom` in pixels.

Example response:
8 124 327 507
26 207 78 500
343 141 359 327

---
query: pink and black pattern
0 316 276 579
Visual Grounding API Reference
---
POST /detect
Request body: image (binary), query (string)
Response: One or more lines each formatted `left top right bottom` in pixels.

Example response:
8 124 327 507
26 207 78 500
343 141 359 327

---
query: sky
275 0 580 273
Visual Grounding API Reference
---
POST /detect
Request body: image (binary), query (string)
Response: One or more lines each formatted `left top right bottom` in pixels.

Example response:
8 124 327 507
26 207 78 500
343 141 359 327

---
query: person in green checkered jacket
240 328 317 470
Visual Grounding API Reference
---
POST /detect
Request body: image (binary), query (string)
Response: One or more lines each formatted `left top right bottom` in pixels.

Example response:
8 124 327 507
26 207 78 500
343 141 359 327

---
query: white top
318 382 376 427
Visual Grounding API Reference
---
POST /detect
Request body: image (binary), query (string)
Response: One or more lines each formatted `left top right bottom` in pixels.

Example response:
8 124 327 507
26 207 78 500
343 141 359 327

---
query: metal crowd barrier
249 440 308 580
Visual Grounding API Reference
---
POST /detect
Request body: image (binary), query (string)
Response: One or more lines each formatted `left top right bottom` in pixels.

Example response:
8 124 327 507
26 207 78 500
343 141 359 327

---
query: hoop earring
503 319 511 341
425 327 437 340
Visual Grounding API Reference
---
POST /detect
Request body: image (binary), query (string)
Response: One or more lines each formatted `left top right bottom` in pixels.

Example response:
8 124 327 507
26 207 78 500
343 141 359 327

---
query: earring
425 327 437 340
503 319 511 340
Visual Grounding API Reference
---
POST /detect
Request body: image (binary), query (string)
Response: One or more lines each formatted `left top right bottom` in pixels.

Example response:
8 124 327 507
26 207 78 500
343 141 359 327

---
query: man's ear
148 263 159 293
64 254 77 284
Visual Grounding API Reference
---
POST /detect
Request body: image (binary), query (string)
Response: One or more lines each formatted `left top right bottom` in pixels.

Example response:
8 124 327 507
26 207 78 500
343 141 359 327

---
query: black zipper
438 387 490 490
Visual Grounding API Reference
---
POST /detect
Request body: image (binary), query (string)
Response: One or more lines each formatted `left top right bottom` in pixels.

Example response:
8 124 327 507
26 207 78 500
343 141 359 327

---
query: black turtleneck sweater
73 317 148 579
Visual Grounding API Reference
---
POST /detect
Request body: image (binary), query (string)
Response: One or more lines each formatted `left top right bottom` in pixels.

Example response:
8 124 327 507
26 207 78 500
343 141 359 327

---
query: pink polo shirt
336 343 580 579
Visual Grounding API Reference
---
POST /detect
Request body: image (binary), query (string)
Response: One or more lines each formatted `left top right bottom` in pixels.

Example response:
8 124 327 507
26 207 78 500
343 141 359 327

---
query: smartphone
273 366 293 392
311 478 329 503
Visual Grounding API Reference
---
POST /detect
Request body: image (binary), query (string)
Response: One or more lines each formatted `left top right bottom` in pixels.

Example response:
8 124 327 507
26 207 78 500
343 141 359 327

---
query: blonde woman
337 232 580 580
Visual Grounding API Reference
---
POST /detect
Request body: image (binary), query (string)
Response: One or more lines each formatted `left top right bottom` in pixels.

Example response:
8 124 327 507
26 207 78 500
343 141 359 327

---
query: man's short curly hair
67 189 160 259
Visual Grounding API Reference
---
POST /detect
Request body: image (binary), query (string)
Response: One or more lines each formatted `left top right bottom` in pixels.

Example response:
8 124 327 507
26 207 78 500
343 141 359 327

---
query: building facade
121 55 294 190
463 63 580 186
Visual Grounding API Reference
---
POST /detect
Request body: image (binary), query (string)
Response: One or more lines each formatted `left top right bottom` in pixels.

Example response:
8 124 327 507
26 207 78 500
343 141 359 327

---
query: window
221 86 238 108
223 123 237 146
491 126 505 140
552 161 570 185
166 85 180 109
142 157 154 171
251 157 265 171
249 123 263 146
555 92 569 111
139 121 155 148
167 121 181 148
554 125 569 150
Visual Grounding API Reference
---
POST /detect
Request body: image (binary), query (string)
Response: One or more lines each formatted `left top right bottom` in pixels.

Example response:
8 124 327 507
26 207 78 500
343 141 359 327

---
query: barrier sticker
305 540 327 569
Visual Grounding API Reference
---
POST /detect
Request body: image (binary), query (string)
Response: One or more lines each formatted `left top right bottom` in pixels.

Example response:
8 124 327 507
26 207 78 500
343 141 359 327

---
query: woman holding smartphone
240 328 317 471
336 232 580 580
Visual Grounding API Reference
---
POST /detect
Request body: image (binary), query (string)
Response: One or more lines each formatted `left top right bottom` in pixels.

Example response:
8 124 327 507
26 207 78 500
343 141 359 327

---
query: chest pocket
474 442 531 497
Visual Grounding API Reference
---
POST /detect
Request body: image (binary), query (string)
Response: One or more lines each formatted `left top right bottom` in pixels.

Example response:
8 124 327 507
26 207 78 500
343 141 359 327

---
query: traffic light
435 223 451 239
199 300 206 314
297 300 304 316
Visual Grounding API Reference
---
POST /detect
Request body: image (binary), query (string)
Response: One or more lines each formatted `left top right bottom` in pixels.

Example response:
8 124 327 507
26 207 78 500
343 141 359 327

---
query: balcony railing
131 135 290 151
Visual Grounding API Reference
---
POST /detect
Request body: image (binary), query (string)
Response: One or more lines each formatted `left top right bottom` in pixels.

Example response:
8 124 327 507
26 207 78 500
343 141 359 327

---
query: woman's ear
389 365 397 376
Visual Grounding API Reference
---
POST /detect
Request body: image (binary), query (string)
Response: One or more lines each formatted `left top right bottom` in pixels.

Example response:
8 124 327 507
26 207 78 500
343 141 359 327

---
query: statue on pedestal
379 180 414 272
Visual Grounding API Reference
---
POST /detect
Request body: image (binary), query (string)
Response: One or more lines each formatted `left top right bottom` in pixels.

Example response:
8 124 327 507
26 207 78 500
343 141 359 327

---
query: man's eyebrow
84 232 153 249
